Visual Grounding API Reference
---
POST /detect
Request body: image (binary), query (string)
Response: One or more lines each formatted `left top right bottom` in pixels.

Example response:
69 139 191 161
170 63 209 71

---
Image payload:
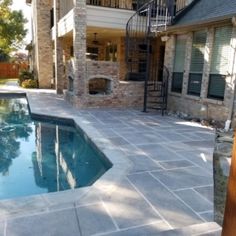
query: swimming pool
0 97 111 200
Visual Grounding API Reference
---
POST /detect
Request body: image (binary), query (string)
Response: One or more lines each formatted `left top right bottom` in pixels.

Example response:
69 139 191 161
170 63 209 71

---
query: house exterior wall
31 0 53 88
165 24 236 125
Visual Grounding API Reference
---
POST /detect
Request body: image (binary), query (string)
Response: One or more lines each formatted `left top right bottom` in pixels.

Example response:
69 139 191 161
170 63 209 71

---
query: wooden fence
0 63 28 78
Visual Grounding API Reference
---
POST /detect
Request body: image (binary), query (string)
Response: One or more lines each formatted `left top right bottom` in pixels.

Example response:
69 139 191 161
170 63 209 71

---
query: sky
11 0 32 49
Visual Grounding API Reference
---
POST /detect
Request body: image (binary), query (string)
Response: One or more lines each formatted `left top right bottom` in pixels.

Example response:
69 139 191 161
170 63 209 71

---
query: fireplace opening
89 77 112 95
68 76 73 92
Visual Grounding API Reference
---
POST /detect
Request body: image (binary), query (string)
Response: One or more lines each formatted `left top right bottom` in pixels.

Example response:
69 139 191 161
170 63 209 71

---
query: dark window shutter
188 73 202 96
208 75 226 100
172 35 186 93
172 72 183 93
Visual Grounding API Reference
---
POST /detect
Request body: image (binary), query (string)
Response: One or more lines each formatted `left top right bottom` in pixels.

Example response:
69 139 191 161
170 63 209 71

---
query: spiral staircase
125 0 189 113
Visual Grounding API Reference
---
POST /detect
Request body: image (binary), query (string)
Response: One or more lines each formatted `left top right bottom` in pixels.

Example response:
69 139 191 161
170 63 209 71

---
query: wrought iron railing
86 0 149 10
125 0 192 112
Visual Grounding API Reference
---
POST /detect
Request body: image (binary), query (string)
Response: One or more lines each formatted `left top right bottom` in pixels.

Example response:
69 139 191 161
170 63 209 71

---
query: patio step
158 222 221 236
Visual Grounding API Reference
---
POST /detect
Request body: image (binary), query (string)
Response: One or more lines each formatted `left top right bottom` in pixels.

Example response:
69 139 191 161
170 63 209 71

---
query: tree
0 0 27 60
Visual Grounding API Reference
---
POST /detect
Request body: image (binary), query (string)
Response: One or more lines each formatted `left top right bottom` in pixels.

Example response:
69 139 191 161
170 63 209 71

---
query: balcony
86 0 194 12
60 0 74 18
58 0 141 20
86 0 147 11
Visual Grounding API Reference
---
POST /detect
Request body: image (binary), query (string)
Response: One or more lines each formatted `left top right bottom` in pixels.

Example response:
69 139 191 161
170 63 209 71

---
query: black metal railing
145 66 169 115
86 0 149 10
125 0 191 113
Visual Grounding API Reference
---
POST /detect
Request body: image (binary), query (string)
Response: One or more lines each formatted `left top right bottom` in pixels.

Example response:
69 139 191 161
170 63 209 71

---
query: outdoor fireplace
88 77 112 95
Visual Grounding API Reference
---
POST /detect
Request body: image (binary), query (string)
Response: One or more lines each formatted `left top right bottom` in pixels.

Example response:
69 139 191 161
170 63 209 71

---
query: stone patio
0 87 221 235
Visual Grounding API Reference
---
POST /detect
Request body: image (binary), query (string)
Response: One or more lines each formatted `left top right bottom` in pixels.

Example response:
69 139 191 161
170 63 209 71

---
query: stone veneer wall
213 131 234 226
32 0 53 88
165 25 236 125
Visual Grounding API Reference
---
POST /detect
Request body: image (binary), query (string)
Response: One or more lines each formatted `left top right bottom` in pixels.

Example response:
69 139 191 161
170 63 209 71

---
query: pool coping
0 92 132 220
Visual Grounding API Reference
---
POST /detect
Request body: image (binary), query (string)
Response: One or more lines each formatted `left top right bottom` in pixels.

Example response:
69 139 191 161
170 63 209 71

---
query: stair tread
147 106 166 109
148 89 163 92
147 100 165 103
147 95 163 98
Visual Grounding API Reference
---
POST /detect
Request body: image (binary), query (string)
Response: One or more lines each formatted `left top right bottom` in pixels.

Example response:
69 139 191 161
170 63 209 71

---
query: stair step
147 106 166 110
148 89 162 92
147 94 163 98
157 222 221 236
147 100 165 104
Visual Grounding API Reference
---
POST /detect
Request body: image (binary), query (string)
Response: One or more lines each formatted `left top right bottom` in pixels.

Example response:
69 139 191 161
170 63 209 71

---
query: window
188 31 207 96
171 35 186 93
208 26 232 100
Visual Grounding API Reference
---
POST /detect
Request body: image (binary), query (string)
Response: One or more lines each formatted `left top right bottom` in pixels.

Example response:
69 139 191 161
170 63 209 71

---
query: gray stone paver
174 189 213 212
76 203 117 236
127 172 204 228
194 185 214 203
101 179 162 229
0 90 217 235
6 208 81 236
200 211 214 222
153 222 221 236
126 154 163 173
136 144 186 162
176 150 213 173
151 167 212 191
99 221 171 236
158 160 196 170
0 221 5 236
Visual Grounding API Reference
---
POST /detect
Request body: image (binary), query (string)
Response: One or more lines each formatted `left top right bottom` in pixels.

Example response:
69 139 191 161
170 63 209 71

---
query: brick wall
165 24 236 125
32 0 53 88
65 60 144 108
65 80 144 108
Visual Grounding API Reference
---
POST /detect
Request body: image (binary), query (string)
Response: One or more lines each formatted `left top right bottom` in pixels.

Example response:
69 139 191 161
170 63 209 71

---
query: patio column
182 32 193 96
73 0 87 105
164 35 176 94
200 28 214 99
54 0 64 94
34 0 53 88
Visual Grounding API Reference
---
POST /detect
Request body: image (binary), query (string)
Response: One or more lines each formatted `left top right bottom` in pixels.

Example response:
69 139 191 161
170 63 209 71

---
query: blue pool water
0 98 111 200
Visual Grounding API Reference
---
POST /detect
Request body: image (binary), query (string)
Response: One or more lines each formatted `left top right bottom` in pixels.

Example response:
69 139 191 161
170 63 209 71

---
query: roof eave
167 14 235 33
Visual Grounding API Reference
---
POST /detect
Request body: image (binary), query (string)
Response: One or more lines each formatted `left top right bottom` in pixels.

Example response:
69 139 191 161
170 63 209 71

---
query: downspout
225 19 236 131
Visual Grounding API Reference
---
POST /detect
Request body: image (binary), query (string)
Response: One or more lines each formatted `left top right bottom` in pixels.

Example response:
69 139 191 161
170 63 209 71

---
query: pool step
158 222 221 236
